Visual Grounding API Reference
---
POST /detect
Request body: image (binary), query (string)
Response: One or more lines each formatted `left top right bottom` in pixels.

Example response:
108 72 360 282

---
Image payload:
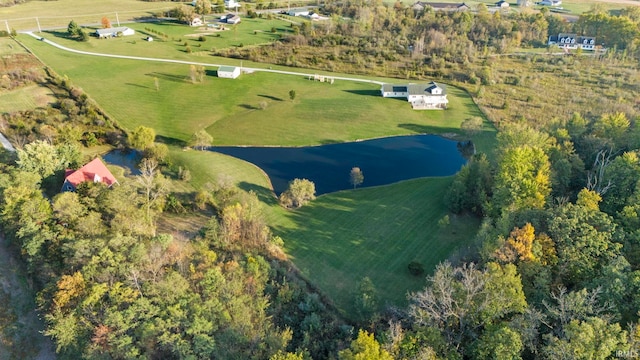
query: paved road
0 131 15 152
23 32 384 86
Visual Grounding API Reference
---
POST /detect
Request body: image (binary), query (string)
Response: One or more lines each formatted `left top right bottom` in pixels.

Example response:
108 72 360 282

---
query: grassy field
272 177 480 315
0 0 176 31
0 85 54 112
17 33 495 153
38 18 293 60
168 147 479 315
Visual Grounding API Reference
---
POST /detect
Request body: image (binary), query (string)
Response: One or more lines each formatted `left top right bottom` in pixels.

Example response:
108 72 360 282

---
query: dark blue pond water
210 135 468 195
103 149 141 175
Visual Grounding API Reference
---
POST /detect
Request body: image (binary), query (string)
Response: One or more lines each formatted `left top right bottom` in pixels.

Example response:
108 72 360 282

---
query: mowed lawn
38 19 293 61
18 34 495 151
271 177 480 316
168 147 479 316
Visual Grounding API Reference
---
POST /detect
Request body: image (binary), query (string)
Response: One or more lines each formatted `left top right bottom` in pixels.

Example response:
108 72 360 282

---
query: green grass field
0 85 54 112
38 19 293 60
17 33 495 153
168 147 479 316
272 178 480 315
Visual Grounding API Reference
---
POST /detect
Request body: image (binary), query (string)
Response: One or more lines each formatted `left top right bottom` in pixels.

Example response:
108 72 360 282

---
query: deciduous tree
279 178 316 208
128 126 156 151
350 167 364 189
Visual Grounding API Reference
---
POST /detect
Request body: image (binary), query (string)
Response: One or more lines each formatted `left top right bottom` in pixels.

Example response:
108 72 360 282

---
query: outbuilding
95 27 135 38
217 66 241 79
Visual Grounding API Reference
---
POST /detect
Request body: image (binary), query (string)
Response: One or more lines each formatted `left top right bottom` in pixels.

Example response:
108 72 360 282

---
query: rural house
495 0 509 8
380 82 449 110
548 33 596 50
221 13 241 24
61 158 118 192
412 1 470 12
217 66 241 79
95 27 135 38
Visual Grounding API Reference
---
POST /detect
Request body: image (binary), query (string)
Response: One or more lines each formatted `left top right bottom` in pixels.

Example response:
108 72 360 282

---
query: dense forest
1 1 640 359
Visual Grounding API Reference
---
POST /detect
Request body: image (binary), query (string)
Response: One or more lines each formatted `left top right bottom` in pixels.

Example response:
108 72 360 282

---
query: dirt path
0 232 55 360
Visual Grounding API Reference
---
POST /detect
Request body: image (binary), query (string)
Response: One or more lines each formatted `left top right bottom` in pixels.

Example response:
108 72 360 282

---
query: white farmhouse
381 82 449 110
217 66 240 79
95 27 135 38
548 33 596 50
225 0 240 8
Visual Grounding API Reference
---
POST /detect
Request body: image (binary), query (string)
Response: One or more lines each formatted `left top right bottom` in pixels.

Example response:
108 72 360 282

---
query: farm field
0 0 176 31
17 33 496 152
0 85 54 113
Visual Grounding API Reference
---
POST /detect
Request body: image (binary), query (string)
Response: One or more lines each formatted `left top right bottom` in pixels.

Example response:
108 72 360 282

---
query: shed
217 66 240 79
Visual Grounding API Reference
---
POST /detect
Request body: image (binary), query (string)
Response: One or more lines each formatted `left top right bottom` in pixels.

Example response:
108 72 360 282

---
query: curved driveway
24 32 384 86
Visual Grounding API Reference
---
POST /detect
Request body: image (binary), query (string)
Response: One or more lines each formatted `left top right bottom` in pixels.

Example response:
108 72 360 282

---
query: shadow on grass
258 94 283 101
205 69 217 77
239 104 258 110
145 72 188 83
156 135 187 147
342 89 381 97
397 123 460 135
45 30 76 41
125 83 150 89
237 181 278 205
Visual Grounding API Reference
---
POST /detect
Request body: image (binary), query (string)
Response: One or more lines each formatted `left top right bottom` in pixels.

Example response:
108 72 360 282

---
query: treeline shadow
145 72 188 83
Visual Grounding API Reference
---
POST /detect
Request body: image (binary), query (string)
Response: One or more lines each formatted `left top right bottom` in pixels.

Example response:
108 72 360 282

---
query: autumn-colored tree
494 223 536 263
101 16 111 29
339 330 393 360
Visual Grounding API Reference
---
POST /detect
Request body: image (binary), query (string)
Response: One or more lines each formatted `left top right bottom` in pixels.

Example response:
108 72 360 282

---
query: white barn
217 66 240 79
381 82 449 110
95 27 135 38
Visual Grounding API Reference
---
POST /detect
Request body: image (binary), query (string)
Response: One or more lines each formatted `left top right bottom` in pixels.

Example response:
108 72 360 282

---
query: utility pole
4 20 10 34
115 12 120 26
35 17 41 33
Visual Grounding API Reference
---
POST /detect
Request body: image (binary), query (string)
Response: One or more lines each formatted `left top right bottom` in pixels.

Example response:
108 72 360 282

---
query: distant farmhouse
287 8 310 16
62 158 118 192
225 0 240 8
412 1 470 12
538 0 562 6
190 17 204 27
218 66 241 79
495 0 509 8
548 33 596 50
95 27 135 38
381 82 449 110
220 13 241 24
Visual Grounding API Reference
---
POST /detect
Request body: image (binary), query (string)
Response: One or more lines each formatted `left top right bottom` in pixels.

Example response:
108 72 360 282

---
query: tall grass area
18 34 495 152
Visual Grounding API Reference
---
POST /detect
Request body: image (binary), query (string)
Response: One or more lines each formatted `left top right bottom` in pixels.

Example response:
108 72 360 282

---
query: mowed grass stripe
273 177 480 315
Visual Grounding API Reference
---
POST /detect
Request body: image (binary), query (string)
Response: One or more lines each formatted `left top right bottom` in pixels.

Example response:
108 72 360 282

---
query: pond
210 135 469 195
103 149 141 175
